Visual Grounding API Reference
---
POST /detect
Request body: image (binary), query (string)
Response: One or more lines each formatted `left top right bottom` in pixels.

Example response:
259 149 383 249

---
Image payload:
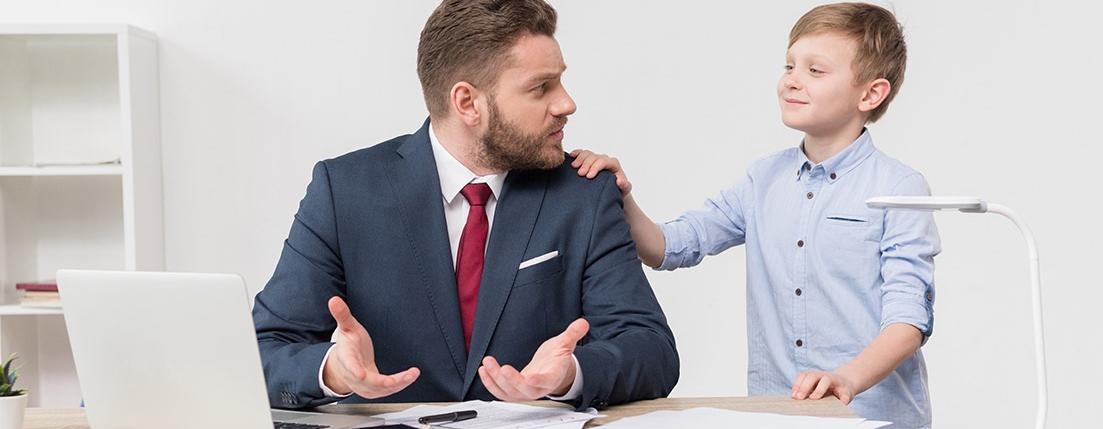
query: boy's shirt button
830 172 837 180
796 339 804 347
797 240 805 248
806 192 814 199
795 288 802 296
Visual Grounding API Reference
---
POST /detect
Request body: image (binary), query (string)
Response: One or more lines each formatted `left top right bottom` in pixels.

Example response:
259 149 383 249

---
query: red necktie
456 183 492 351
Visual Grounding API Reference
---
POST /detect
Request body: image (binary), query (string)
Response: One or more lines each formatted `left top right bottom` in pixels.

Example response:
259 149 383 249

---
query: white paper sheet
373 400 601 429
597 407 891 429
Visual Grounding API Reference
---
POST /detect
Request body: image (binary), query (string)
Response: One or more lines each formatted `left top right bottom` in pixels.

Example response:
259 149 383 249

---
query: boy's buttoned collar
795 128 877 183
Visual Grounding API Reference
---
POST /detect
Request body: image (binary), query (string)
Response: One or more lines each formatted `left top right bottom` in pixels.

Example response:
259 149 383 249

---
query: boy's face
778 32 868 136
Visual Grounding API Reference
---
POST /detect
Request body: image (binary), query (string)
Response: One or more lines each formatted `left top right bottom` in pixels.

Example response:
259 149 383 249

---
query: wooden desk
23 396 854 428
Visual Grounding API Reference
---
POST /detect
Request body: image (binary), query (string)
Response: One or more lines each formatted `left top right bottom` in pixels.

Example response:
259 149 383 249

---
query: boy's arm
622 193 666 268
570 150 750 269
571 150 665 267
791 323 921 403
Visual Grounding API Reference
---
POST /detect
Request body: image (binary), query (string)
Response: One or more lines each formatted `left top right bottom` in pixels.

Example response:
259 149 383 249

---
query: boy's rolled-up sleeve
879 173 942 340
657 176 752 271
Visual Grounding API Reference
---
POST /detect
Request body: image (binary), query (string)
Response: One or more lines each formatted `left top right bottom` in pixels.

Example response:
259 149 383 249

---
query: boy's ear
858 78 892 114
449 81 485 128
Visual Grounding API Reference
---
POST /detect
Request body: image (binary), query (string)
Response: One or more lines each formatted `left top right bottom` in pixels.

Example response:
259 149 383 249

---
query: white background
1 0 1099 427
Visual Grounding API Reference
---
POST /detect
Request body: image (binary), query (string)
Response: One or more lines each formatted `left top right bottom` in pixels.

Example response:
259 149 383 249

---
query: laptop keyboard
273 423 330 429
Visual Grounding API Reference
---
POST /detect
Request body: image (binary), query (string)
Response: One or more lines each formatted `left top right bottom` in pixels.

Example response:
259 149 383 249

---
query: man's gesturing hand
478 318 589 401
321 296 420 398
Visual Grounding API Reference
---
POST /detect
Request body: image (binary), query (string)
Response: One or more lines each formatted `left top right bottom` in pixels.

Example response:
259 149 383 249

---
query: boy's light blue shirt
659 130 939 428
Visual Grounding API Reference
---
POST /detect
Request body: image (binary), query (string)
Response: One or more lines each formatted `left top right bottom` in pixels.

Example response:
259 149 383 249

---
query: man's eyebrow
525 66 567 84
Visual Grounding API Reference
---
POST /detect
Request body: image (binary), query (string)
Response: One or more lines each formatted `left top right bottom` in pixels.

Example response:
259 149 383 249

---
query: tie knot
460 183 493 207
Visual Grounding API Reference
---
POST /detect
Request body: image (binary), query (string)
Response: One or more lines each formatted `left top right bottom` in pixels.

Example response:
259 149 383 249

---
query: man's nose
552 88 577 117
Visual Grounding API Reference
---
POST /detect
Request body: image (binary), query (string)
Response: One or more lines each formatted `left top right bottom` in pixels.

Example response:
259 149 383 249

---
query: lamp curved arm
985 203 1047 429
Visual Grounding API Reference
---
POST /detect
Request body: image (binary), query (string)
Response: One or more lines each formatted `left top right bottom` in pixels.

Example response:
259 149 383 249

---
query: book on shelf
16 280 61 308
16 280 58 292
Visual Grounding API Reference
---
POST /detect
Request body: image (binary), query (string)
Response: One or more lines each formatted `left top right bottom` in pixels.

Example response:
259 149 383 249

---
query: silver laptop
57 269 385 429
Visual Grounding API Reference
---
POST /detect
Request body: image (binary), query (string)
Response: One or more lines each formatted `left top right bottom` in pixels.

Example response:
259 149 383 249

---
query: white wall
2 0 1099 427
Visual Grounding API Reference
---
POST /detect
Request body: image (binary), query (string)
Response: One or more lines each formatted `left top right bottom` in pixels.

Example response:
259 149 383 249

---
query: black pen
417 410 478 425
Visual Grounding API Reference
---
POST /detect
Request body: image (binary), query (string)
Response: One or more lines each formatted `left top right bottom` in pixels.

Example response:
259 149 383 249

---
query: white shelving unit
0 24 163 407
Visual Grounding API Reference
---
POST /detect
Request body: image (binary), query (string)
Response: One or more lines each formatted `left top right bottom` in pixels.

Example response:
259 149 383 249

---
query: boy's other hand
791 370 856 404
569 149 632 196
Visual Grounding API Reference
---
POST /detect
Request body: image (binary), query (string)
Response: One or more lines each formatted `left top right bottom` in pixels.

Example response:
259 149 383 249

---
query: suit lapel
462 169 548 394
384 120 468 382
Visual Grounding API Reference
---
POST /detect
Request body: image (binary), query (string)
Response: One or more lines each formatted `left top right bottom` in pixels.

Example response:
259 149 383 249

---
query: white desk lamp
865 196 1046 429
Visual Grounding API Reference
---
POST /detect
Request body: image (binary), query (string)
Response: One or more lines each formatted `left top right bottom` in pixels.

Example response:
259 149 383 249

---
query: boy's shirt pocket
822 213 883 243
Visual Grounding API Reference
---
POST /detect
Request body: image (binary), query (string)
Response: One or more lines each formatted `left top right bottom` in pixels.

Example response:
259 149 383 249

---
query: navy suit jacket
253 120 679 410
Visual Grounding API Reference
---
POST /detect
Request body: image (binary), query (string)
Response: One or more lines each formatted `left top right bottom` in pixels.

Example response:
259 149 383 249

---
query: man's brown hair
789 2 907 122
417 0 558 117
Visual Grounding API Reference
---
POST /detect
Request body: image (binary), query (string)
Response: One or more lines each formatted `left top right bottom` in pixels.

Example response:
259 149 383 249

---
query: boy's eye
783 64 794 72
533 82 548 94
810 67 823 74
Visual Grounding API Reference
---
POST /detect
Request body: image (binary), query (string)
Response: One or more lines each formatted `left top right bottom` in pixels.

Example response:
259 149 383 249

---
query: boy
571 3 938 427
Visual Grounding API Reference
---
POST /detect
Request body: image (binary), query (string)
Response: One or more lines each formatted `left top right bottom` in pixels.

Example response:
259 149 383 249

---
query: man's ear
449 82 484 127
858 78 892 114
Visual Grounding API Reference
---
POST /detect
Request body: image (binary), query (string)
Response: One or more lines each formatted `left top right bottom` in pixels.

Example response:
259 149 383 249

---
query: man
253 0 679 411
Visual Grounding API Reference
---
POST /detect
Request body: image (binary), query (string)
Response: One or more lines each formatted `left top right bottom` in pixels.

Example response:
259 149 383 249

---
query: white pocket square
519 251 559 269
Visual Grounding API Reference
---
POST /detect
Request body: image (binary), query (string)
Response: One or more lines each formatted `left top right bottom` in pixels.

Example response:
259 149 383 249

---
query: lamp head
865 196 986 213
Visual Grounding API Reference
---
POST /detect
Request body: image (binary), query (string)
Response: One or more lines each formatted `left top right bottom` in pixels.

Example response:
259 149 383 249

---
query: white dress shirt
319 125 582 400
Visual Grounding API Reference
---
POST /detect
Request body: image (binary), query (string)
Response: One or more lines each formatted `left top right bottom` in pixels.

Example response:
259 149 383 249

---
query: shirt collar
795 128 876 183
429 124 507 204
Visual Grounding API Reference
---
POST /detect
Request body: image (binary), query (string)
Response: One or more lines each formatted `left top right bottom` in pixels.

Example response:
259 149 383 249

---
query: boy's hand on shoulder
570 149 632 196
791 370 857 405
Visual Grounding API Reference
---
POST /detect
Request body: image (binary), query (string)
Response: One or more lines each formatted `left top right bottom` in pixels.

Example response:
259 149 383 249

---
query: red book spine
15 281 58 292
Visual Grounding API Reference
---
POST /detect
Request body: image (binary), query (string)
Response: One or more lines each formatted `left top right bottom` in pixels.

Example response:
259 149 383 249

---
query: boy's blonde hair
789 2 906 123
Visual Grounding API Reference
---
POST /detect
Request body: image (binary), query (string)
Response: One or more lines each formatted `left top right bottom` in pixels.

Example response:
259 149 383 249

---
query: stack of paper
599 407 890 428
375 400 601 429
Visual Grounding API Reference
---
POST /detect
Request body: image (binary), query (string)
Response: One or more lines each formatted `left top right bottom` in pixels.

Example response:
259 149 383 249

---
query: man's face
477 33 576 171
777 32 868 136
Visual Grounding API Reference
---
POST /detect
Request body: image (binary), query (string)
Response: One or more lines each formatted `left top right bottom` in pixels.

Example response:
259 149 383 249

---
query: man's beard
476 97 567 171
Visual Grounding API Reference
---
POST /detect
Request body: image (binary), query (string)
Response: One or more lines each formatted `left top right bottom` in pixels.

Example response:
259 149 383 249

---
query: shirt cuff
546 354 584 401
319 344 353 398
655 222 682 271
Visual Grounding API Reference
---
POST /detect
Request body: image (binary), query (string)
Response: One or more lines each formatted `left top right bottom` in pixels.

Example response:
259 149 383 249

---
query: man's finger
557 318 590 346
484 358 527 400
369 367 420 390
479 367 513 401
328 296 361 334
500 364 541 399
491 368 527 400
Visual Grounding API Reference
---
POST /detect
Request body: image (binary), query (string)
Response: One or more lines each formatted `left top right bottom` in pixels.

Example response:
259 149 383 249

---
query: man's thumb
559 318 589 345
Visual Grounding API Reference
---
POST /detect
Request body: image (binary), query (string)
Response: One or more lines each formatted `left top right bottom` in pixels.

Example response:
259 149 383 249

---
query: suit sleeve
252 161 347 409
572 173 680 410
